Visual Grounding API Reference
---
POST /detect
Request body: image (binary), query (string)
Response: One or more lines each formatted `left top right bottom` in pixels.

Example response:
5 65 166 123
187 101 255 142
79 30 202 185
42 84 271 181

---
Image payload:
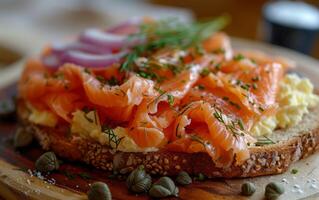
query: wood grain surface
0 40 319 200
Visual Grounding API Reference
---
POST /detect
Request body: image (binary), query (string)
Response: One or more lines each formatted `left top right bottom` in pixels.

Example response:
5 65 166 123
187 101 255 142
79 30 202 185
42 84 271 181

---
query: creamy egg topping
251 74 319 136
71 110 158 152
27 103 58 127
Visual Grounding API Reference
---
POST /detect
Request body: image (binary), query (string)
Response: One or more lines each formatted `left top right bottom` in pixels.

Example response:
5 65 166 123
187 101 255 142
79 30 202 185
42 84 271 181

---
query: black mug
262 1 319 54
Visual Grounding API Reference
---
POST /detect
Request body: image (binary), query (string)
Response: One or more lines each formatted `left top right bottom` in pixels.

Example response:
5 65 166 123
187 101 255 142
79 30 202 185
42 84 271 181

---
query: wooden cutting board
1 39 319 200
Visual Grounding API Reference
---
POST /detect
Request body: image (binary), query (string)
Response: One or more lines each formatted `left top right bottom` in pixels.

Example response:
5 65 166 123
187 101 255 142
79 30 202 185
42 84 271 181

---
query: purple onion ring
79 29 128 49
51 42 112 55
60 50 128 68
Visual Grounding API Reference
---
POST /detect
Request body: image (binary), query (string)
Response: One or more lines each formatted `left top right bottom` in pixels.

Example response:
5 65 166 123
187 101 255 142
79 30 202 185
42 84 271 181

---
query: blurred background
0 0 319 86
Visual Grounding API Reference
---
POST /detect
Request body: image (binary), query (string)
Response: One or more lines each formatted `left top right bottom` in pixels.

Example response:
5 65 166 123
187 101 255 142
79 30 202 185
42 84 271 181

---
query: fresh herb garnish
255 136 275 146
96 75 107 84
147 87 167 108
195 44 205 55
96 75 119 86
222 96 229 101
84 68 91 74
197 84 205 90
52 72 64 80
237 119 244 130
137 70 153 79
154 87 165 94
215 63 221 71
250 59 257 64
233 54 245 61
212 105 245 137
167 94 174 106
229 101 241 110
222 96 241 110
102 125 124 149
82 109 98 124
190 135 206 148
252 76 260 82
200 68 210 77
212 48 225 54
178 102 195 116
258 106 265 112
120 16 229 72
167 64 182 75
107 76 119 86
240 83 250 91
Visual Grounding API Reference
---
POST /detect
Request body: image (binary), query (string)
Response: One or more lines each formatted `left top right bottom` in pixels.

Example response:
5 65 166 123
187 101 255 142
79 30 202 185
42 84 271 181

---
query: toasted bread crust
17 101 319 178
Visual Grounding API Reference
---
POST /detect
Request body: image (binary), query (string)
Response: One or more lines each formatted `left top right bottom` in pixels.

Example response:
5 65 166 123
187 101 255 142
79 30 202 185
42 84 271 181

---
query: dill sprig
147 87 176 110
147 87 167 108
178 102 196 116
120 16 229 72
189 135 207 148
255 136 275 146
212 105 245 137
102 125 124 149
82 108 98 124
167 94 174 106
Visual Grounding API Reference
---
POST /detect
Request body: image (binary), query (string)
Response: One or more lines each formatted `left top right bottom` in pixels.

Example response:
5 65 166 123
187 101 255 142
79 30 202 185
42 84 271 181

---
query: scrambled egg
251 74 319 136
70 110 157 152
27 103 58 127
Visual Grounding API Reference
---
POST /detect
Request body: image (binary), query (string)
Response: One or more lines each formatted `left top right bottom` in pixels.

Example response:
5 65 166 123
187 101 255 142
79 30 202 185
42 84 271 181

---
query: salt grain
282 178 289 184
292 188 304 194
293 184 300 189
310 184 318 189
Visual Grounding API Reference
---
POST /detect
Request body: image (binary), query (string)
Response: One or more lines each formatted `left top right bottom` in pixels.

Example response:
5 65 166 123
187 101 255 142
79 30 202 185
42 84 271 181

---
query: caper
13 128 33 148
241 182 256 196
88 182 112 200
126 165 152 193
149 176 179 198
176 171 192 185
149 184 172 198
35 152 59 173
265 182 284 200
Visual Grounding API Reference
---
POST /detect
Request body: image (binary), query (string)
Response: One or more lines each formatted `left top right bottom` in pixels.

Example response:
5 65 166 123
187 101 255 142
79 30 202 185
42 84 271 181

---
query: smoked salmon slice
18 22 286 167
171 101 255 165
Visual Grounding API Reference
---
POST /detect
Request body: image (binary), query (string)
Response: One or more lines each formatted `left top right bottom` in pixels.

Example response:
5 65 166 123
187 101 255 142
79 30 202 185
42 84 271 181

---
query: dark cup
262 1 319 54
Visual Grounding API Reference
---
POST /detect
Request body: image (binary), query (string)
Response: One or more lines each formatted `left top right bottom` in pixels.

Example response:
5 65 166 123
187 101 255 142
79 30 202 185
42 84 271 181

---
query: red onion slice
52 42 112 55
79 29 129 49
60 50 127 68
79 28 144 50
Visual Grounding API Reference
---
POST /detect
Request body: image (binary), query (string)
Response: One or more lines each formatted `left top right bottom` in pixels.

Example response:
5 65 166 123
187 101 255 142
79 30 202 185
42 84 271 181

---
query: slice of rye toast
16 100 319 178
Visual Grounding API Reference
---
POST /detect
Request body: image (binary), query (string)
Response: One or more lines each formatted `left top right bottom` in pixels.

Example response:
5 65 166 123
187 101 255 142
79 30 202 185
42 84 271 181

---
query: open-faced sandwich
17 17 319 179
